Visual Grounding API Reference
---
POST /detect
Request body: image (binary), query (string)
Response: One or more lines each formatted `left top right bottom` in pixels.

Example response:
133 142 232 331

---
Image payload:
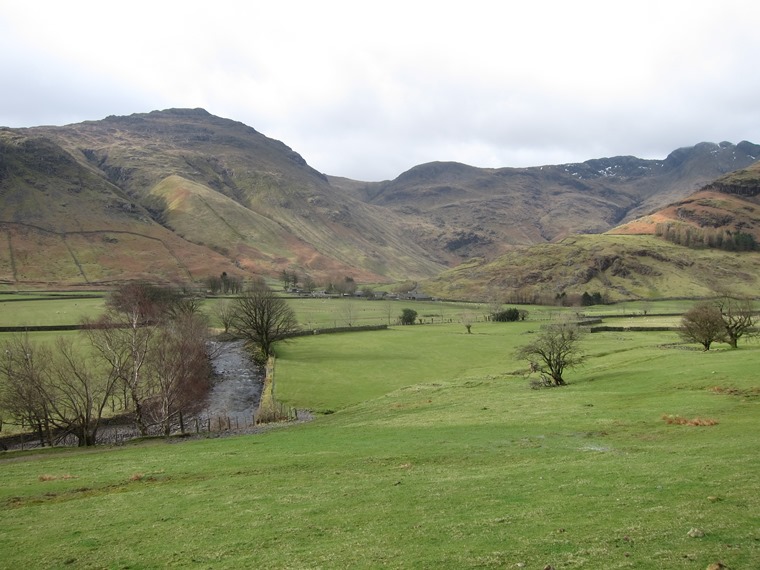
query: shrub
399 308 418 325
492 308 520 322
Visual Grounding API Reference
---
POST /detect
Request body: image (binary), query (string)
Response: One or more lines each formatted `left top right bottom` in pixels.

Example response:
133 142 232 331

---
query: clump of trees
492 307 528 322
580 292 605 306
280 270 316 293
515 322 586 386
679 295 756 350
0 279 311 447
330 276 357 296
0 335 120 447
206 272 244 294
655 222 757 251
0 283 215 446
84 282 213 437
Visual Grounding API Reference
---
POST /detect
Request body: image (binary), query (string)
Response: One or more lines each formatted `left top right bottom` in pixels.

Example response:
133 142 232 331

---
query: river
205 339 265 423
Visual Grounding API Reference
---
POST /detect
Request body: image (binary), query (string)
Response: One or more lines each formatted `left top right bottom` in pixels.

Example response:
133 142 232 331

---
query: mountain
423 161 760 302
1 108 758 293
0 109 444 288
344 141 760 263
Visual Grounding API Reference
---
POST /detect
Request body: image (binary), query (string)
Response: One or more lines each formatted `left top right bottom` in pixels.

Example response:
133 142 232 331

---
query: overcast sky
1 0 759 181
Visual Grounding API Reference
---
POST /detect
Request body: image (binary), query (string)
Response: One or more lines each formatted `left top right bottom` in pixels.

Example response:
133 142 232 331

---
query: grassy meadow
0 294 105 327
0 299 759 569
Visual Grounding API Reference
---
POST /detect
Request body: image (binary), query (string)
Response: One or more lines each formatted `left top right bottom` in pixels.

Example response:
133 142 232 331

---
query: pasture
0 298 758 568
0 293 105 327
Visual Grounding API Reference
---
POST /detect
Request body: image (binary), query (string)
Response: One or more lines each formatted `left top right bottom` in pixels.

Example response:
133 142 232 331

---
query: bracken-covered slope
611 159 760 240
424 160 760 301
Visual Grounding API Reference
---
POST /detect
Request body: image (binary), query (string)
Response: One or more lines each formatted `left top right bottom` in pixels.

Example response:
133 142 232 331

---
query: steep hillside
3 109 445 288
347 142 760 263
0 129 243 287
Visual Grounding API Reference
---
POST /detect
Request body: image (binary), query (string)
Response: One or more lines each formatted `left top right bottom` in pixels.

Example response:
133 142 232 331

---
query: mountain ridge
343 140 760 263
1 108 758 293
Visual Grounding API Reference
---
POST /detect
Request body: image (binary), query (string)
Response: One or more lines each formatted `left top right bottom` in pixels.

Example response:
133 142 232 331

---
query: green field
0 300 758 569
0 294 105 327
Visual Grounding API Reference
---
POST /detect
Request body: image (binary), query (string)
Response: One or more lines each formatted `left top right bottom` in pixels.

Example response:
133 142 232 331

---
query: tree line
655 222 757 251
679 295 756 350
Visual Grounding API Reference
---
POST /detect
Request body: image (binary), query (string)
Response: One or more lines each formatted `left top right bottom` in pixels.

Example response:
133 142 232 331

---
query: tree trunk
133 398 148 436
36 422 45 447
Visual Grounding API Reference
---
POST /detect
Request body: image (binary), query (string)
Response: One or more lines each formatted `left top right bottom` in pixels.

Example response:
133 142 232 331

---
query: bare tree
679 302 727 351
341 300 357 327
0 335 54 446
146 314 212 436
166 292 205 321
231 282 298 362
385 300 396 326
302 275 316 294
85 315 155 434
515 322 585 386
461 311 475 334
83 283 171 435
714 295 755 349
213 299 236 334
0 335 121 447
107 281 176 323
46 337 120 446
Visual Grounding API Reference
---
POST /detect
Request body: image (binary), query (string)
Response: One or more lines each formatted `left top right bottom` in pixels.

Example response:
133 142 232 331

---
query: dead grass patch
709 385 760 397
38 474 77 482
661 414 718 426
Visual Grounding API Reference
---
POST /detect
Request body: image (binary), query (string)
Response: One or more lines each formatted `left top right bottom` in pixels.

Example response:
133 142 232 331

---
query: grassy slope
0 131 245 289
1 321 758 569
424 234 760 302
